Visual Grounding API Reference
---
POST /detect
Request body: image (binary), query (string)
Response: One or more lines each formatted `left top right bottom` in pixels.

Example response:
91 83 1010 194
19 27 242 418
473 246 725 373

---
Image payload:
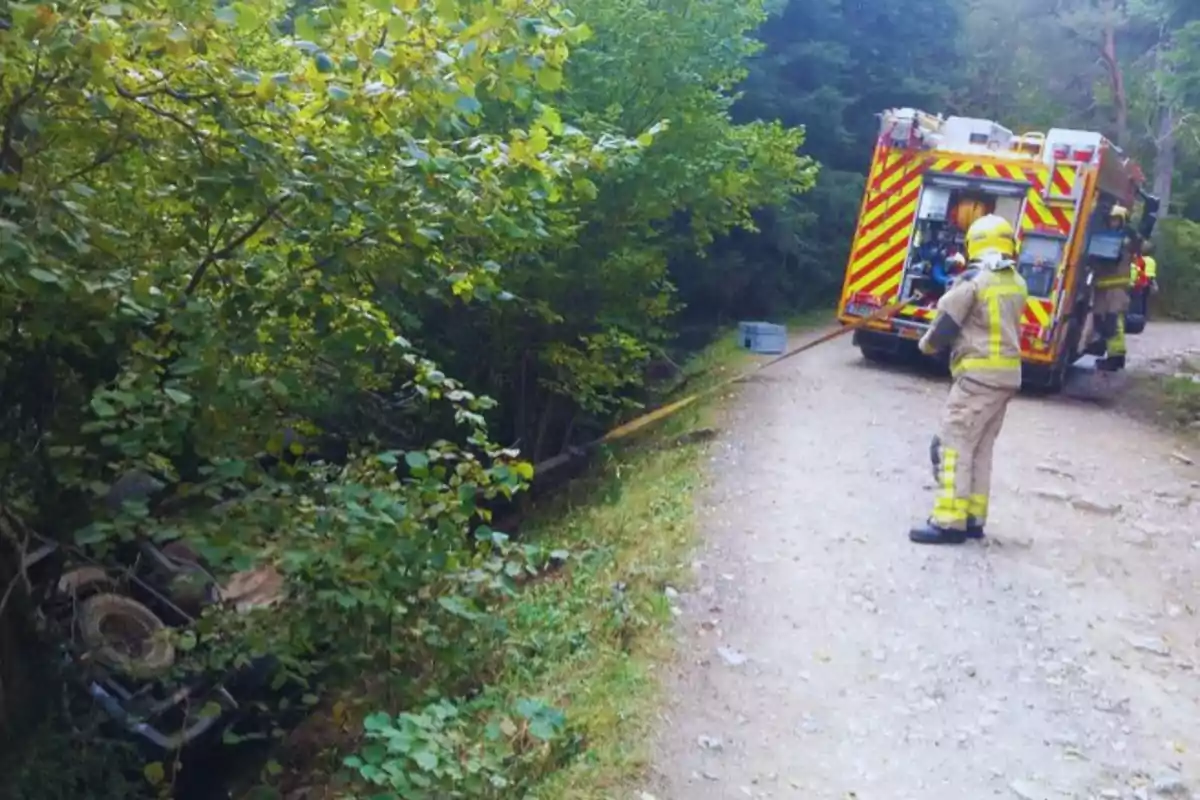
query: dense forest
2 0 1200 797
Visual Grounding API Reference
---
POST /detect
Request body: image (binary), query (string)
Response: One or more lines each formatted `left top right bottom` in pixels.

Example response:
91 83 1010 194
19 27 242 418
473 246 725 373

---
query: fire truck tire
78 593 176 680
858 345 895 364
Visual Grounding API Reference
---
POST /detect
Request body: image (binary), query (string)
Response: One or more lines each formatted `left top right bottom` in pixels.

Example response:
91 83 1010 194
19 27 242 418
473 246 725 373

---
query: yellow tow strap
581 298 914 450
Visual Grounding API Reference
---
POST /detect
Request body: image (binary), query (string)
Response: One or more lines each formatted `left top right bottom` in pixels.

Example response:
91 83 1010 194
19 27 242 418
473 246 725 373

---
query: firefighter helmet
965 214 1016 264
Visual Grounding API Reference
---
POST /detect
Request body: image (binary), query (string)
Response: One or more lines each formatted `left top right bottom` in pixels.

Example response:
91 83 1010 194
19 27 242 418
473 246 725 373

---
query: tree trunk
1100 24 1129 146
1154 103 1176 217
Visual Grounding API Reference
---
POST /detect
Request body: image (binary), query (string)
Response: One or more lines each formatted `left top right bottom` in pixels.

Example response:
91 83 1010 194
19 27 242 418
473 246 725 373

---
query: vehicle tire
57 566 115 598
78 593 175 680
858 345 894 364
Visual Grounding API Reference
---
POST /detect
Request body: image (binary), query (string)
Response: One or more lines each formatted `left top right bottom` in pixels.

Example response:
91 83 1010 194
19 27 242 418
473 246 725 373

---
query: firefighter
910 214 1029 545
932 251 967 292
1092 204 1138 372
1128 240 1156 322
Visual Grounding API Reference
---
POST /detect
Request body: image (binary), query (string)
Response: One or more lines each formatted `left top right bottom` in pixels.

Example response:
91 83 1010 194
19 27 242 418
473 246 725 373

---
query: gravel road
648 321 1200 800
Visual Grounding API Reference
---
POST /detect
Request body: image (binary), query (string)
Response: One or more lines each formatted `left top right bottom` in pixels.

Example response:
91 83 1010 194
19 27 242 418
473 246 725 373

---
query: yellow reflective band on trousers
968 495 988 521
1096 275 1130 289
1108 311 1126 357
953 283 1025 376
932 448 969 526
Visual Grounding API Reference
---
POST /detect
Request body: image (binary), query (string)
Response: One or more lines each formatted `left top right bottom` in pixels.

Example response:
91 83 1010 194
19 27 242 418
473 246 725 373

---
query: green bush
1153 218 1200 320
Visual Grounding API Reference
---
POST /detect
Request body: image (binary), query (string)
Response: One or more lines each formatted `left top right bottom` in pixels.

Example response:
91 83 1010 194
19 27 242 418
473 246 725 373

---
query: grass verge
493 315 832 797
1128 356 1200 431
496 329 755 798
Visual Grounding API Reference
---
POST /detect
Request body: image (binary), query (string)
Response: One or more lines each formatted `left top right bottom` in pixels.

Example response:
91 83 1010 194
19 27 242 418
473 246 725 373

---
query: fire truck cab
837 109 1158 390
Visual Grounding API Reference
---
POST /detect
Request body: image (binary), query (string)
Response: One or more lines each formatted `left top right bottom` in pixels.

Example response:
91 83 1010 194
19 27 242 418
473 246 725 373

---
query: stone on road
649 322 1200 799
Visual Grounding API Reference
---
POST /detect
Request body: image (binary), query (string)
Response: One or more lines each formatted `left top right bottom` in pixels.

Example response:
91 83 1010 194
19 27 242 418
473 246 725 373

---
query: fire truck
837 109 1159 390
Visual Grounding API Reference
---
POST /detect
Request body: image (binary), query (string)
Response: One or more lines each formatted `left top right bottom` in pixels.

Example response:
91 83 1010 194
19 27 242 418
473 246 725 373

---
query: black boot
1095 354 1126 372
966 518 985 540
1084 339 1107 357
909 521 967 545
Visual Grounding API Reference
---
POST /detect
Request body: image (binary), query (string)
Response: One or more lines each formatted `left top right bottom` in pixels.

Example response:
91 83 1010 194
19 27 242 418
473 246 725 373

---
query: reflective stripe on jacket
1096 233 1136 290
923 266 1028 390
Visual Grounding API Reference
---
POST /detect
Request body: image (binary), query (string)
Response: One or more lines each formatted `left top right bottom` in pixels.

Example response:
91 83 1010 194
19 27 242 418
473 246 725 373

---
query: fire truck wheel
858 345 896 364
77 593 176 680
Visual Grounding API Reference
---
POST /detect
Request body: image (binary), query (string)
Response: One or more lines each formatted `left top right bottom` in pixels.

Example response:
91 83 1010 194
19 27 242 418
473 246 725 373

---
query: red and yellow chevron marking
868 151 914 193
1048 163 1078 199
926 159 1030 184
844 154 927 298
898 306 936 321
1022 298 1053 333
1021 191 1075 236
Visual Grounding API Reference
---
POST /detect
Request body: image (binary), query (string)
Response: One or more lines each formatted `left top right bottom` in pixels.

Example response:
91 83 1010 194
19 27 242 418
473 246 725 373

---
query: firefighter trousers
931 376 1015 531
1093 286 1130 357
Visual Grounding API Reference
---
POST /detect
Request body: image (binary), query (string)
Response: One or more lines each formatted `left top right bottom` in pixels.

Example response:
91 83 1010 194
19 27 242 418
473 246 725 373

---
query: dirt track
649 321 1200 800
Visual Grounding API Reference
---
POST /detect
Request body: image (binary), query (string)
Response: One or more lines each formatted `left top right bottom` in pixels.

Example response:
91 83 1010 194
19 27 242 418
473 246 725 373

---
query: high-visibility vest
1131 255 1158 288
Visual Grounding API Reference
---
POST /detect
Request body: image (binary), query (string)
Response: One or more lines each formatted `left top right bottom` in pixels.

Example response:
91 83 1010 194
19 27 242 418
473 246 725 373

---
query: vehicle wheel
57 566 115 599
78 593 175 680
859 345 894 364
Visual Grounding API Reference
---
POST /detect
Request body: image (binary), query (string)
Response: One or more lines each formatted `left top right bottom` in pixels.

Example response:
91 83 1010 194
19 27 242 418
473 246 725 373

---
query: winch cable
531 296 921 477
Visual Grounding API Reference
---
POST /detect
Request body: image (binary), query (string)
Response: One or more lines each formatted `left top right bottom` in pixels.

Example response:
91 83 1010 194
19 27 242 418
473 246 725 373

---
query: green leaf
536 67 563 91
198 701 224 719
455 95 482 114
75 525 108 546
536 104 564 136
29 268 60 284
99 3 124 17
437 595 480 620
405 451 429 470
528 716 560 741
412 750 438 771
295 14 318 41
90 396 117 418
315 53 336 74
328 84 352 101
214 6 237 24
372 48 393 67
165 388 193 405
362 712 392 732
143 762 165 786
235 2 262 30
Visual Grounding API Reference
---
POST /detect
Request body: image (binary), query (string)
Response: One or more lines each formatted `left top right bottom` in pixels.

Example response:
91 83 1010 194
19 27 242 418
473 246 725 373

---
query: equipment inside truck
900 182 1023 303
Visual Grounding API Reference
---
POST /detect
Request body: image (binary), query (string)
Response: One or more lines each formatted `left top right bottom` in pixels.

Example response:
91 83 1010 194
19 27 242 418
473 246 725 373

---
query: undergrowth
261 326 769 799
1129 356 1200 431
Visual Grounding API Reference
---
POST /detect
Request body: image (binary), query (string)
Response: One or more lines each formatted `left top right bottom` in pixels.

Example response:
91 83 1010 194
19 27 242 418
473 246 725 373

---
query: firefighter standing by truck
1129 240 1158 322
910 215 1029 545
1091 205 1139 372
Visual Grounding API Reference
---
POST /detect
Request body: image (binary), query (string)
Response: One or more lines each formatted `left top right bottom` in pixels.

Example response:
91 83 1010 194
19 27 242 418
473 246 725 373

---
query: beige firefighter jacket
919 265 1029 390
1094 230 1137 290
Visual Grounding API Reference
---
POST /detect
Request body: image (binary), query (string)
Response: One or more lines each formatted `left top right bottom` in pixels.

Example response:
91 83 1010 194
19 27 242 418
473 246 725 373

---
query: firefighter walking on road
1092 205 1139 372
910 215 1029 545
